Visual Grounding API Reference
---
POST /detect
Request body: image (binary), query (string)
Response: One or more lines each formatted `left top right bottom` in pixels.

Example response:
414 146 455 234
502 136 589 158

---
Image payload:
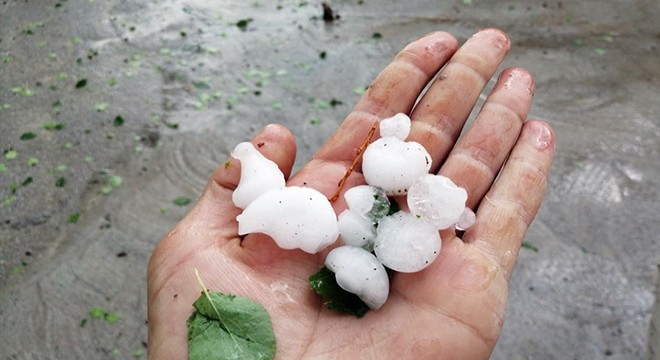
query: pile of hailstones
231 113 474 310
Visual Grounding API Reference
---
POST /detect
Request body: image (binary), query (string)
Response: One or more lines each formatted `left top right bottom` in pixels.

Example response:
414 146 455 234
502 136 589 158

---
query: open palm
148 29 555 359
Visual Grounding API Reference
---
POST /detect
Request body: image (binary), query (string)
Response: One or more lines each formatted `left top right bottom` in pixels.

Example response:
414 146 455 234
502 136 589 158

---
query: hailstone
237 186 339 253
231 142 285 209
325 246 390 309
374 211 441 273
407 174 468 229
361 113 431 195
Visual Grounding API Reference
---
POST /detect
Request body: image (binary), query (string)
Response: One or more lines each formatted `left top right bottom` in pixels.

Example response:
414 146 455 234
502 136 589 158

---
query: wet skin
148 28 555 359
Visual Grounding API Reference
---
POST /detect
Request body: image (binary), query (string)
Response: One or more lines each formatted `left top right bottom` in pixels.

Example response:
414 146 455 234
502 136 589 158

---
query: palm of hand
148 29 555 360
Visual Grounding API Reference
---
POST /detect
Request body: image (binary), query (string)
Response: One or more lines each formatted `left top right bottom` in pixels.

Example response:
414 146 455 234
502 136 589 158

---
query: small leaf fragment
20 132 37 140
521 241 539 252
75 79 87 88
173 196 192 206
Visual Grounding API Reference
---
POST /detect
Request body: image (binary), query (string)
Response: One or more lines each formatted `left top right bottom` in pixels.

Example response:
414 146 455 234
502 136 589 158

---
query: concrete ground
1 0 659 359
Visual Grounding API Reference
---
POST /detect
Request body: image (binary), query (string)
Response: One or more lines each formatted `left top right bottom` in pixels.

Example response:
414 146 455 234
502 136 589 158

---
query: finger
213 123 297 190
464 120 555 278
289 32 458 197
409 28 511 171
313 31 458 165
439 67 534 209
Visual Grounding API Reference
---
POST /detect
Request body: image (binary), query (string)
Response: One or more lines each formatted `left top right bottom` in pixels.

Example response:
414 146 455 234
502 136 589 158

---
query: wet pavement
1 0 659 359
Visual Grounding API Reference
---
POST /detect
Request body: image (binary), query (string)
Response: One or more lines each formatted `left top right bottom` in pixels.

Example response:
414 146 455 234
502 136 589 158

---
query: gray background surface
1 0 659 359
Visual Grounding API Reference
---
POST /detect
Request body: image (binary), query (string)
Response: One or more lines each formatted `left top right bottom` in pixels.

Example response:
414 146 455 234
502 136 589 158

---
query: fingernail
500 68 534 94
528 121 553 150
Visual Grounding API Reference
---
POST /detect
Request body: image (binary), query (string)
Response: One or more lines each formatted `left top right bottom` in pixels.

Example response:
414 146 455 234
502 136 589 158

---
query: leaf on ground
187 291 276 360
173 196 192 206
309 266 370 317
521 241 539 252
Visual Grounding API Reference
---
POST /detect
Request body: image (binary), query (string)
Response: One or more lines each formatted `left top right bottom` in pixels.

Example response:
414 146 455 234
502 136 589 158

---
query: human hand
147 28 555 359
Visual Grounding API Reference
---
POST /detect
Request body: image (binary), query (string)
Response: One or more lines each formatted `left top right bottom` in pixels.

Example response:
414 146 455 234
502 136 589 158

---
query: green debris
2 196 17 207
319 51 327 59
593 48 606 56
5 150 18 160
521 241 539 252
21 177 33 187
28 158 39 166
20 132 37 140
113 116 125 127
310 116 322 125
88 307 120 323
75 79 87 88
192 80 211 90
173 196 192 206
353 86 367 95
11 87 34 96
43 121 65 130
68 213 81 223
235 18 253 30
271 101 283 110
371 32 383 39
56 72 69 81
55 177 66 187
101 175 123 194
95 102 109 112
0 163 6 173
23 21 45 35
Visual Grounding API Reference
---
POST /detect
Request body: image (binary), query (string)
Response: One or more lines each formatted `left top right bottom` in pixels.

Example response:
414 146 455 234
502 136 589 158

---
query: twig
329 121 378 202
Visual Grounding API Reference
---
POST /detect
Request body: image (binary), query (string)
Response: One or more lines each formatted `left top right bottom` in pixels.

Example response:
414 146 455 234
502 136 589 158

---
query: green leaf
104 312 120 323
235 18 253 30
55 177 66 187
0 163 6 173
75 79 87 88
20 132 37 140
113 115 125 127
187 291 276 360
27 157 39 166
95 102 109 112
43 121 65 130
521 241 539 252
173 196 192 206
89 307 106 318
68 212 81 223
5 150 18 160
308 266 370 317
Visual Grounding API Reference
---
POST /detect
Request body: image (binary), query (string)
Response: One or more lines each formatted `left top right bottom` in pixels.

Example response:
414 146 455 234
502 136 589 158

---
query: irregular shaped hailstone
407 174 468 230
338 210 376 250
379 113 411 140
343 185 390 223
231 142 285 209
374 211 441 273
362 114 431 195
325 246 390 309
237 187 339 253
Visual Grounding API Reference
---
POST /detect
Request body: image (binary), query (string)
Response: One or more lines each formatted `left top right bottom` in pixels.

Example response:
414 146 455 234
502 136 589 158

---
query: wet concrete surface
1 0 659 359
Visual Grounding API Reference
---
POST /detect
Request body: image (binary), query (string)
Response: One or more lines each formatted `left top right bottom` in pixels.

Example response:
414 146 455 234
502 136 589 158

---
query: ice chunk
362 138 431 196
237 187 339 253
325 246 390 309
455 207 476 231
379 113 411 140
338 210 376 250
231 142 285 209
374 211 441 273
343 185 390 223
407 174 468 229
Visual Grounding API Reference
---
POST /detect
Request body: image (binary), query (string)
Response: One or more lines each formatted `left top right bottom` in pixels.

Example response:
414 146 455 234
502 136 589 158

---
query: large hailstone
362 113 431 195
231 142 285 209
374 211 441 273
237 186 339 253
407 174 468 230
325 246 390 309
